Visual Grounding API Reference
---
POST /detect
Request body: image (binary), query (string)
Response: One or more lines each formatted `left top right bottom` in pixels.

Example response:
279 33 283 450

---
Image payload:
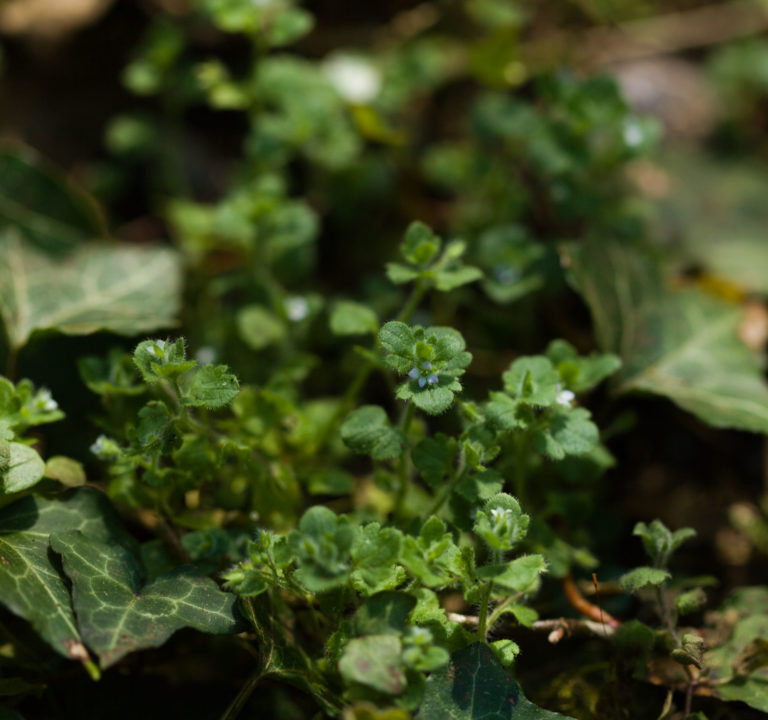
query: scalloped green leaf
1 443 45 494
50 530 243 668
182 364 240 409
0 231 181 351
341 405 405 461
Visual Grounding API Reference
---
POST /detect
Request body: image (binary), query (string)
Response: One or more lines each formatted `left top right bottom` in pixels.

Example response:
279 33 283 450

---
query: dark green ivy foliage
2 1 768 719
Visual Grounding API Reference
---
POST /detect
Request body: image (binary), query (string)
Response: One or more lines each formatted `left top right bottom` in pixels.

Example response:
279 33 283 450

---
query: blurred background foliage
4 0 768 717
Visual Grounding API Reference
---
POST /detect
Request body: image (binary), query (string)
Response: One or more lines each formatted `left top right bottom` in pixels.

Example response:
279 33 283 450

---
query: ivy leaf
619 566 671 593
182 365 240 409
330 300 379 336
416 643 574 719
533 407 599 461
338 635 406 695
50 530 243 668
1 443 45 494
0 146 104 254
565 238 768 433
0 488 132 660
0 231 181 352
341 406 405 461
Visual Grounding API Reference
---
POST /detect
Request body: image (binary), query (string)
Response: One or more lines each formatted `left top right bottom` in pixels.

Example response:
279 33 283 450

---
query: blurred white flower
285 296 309 322
323 54 380 104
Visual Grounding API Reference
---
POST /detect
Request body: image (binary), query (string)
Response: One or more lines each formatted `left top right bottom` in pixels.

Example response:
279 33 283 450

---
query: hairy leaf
182 364 240 409
619 566 671 593
1 443 45 494
341 406 405 461
330 300 379 336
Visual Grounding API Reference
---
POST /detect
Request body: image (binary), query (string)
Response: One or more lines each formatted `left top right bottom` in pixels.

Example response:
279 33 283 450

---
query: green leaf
0 231 181 351
502 357 560 407
416 643 574 719
236 304 286 350
351 525 404 595
339 635 406 695
379 322 415 373
288 506 357 592
675 588 707 616
633 520 696 567
545 339 621 394
565 238 768 433
485 392 524 431
477 555 547 592
402 384 457 415
400 517 463 589
78 349 146 396
412 434 457 487
50 530 242 668
705 589 768 712
133 337 195 384
473 494 530 551
0 488 132 660
182 364 240 409
330 301 379 336
354 591 416 636
386 263 421 285
619 566 671 593
43 456 86 487
0 146 104 254
341 406 405 461
434 265 484 292
490 639 520 668
401 222 441 265
1 443 45 494
533 407 599 461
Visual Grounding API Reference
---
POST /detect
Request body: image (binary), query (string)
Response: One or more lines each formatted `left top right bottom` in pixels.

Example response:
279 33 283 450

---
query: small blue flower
409 361 439 388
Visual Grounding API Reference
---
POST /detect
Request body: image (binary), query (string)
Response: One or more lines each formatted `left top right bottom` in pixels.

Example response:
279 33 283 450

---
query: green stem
656 583 679 644
396 278 427 323
219 665 265 720
487 592 522 630
4 347 17 381
477 580 494 642
424 452 466 518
